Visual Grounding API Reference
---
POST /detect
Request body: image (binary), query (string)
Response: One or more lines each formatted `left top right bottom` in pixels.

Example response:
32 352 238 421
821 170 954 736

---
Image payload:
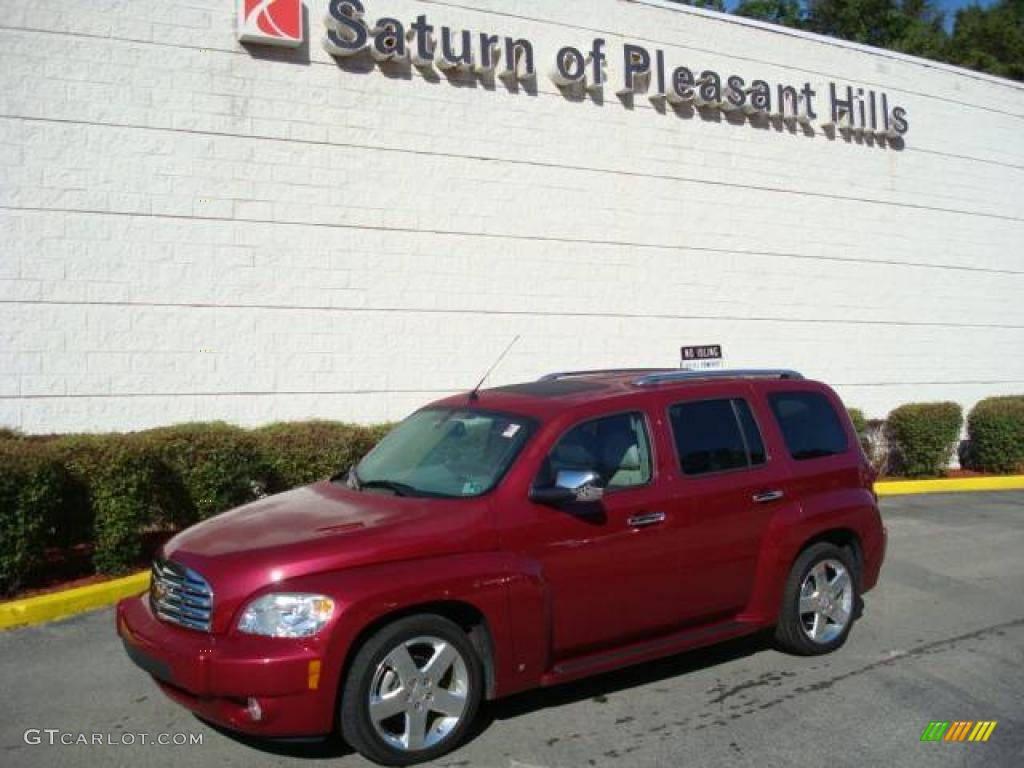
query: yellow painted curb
0 571 149 631
876 475 1024 496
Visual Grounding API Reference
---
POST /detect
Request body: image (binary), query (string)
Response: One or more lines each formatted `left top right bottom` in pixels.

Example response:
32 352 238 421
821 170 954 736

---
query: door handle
628 511 666 528
752 490 785 504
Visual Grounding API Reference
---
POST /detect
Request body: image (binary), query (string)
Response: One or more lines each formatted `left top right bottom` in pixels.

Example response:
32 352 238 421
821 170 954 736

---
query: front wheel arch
338 612 485 765
335 601 496 718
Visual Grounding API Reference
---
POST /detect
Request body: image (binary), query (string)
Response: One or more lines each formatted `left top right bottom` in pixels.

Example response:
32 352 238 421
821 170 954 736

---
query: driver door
505 410 683 659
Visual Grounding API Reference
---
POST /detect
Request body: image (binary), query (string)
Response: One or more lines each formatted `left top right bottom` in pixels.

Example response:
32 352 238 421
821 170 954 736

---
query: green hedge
5 395 1018 594
0 443 70 595
887 402 963 478
254 421 394 493
90 442 171 575
49 434 121 548
967 396 1024 473
847 408 868 439
136 423 266 524
0 420 392 591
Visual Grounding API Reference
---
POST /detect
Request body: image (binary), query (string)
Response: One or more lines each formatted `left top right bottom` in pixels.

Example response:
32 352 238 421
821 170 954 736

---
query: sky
934 0 998 27
934 0 995 14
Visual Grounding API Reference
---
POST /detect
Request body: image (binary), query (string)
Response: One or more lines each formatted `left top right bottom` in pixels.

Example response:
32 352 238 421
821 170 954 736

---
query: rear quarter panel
740 381 884 624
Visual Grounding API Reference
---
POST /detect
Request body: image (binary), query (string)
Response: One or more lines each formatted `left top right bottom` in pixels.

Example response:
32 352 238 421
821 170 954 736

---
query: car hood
161 481 493 632
166 483 420 556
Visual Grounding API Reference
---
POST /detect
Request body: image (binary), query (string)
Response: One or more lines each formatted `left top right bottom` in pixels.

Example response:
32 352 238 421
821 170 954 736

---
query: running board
542 620 755 687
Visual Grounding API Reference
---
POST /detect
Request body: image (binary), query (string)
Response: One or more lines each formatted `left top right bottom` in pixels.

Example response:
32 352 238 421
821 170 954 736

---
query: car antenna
467 335 520 402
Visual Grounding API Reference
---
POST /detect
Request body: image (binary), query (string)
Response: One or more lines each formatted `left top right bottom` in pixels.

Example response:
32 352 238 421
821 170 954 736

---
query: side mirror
530 470 605 506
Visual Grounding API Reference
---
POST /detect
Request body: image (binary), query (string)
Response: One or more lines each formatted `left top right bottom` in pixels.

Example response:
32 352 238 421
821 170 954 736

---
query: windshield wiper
330 467 361 488
334 468 453 499
358 479 420 497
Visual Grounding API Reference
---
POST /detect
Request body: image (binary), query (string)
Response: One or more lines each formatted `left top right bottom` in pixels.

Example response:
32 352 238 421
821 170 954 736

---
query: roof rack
633 369 805 386
539 368 673 382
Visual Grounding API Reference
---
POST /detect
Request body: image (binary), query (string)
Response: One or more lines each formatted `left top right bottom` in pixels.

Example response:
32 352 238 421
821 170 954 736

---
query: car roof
430 369 813 421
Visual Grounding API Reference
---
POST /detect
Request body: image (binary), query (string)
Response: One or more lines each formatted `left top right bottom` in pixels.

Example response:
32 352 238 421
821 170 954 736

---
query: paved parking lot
2 492 1022 768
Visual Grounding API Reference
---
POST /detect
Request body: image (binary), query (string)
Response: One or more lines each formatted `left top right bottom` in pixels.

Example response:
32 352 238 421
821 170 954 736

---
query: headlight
237 593 336 638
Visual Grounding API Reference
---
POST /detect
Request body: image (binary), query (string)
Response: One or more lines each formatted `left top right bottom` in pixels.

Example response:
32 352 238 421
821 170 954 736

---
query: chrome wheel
368 635 470 752
798 559 853 644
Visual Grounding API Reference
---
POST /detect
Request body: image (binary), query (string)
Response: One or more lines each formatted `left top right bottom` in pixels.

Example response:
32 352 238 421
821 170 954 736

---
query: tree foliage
679 0 729 11
947 0 1024 80
675 0 1024 81
735 0 806 27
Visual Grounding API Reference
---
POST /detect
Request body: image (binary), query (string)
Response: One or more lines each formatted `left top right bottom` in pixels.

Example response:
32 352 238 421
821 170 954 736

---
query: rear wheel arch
774 540 859 655
795 528 864 586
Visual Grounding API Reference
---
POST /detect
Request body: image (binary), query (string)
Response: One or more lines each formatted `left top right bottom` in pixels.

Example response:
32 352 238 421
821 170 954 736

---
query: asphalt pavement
2 492 1022 768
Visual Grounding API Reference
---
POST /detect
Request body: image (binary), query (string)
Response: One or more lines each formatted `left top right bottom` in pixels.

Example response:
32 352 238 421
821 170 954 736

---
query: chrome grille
150 558 213 632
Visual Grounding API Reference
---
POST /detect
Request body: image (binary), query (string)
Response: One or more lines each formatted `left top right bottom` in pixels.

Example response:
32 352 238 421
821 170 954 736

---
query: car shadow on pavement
198 632 773 759
469 631 775 742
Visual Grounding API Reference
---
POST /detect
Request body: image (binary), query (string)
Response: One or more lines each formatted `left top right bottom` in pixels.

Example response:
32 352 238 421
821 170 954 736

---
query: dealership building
1 0 1022 434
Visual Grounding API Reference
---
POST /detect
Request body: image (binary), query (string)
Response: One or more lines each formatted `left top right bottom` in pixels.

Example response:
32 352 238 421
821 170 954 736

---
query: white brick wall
1 0 1023 432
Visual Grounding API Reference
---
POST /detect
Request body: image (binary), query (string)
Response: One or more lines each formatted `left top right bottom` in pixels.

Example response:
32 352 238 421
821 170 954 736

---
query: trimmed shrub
847 408 869 458
254 420 394 493
90 442 171 575
847 408 868 440
43 435 174 574
0 443 69 595
0 419 396 591
47 434 120 548
887 402 963 477
967 396 1024 473
136 422 268 523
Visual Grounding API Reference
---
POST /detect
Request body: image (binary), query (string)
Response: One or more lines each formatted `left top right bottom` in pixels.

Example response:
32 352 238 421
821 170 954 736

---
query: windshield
352 408 536 498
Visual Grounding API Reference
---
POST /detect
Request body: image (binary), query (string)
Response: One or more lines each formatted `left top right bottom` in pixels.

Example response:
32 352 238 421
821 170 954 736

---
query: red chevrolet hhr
118 368 886 765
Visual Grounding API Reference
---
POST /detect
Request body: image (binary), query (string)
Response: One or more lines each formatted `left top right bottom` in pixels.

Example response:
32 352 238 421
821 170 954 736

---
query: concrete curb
875 476 1024 496
0 571 149 631
1 477 1022 632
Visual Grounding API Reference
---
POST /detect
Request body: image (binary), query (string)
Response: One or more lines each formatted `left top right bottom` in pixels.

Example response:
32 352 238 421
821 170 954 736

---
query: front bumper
116 594 334 736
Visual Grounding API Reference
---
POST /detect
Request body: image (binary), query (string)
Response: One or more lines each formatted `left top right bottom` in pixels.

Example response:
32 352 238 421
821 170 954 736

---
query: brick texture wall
1 0 1022 432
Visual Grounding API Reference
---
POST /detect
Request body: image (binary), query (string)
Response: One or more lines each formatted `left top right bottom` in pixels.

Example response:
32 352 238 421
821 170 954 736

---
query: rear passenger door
657 386 793 622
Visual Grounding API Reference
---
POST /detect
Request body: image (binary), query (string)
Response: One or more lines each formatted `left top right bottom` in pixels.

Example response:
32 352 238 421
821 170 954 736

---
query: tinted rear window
669 398 767 475
768 392 848 461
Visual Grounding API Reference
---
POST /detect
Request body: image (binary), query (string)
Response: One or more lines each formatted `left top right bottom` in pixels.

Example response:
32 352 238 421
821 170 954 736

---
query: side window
541 412 652 490
768 391 848 461
669 398 767 476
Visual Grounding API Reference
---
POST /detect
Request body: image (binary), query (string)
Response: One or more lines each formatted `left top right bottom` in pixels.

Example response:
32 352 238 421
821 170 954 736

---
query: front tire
774 542 858 655
340 615 483 766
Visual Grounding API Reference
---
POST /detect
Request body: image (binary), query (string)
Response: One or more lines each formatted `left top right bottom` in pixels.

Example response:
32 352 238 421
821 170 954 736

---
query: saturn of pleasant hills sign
243 0 909 143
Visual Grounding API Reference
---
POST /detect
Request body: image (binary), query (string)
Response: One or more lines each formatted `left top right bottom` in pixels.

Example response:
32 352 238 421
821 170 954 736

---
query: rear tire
340 615 483 766
774 542 858 656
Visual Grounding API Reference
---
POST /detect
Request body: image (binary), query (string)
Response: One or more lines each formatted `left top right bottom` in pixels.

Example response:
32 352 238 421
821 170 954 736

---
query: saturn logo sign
238 0 303 47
